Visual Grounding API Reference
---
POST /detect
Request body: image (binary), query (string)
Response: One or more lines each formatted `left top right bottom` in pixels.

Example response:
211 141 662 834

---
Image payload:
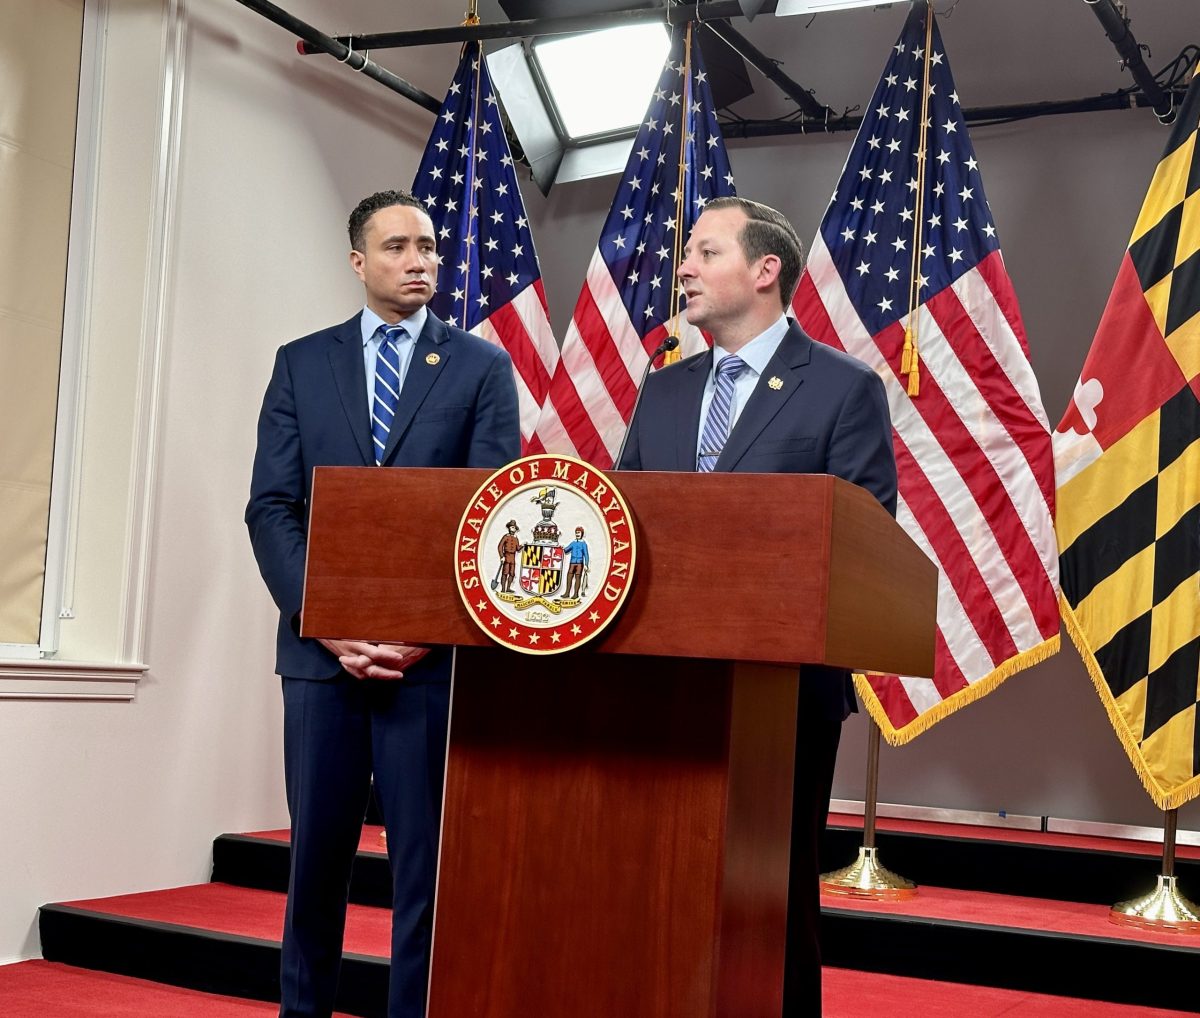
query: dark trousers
781 669 846 1017
279 671 451 1018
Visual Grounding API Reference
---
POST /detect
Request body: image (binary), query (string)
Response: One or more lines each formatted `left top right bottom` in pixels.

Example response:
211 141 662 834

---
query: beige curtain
0 0 84 644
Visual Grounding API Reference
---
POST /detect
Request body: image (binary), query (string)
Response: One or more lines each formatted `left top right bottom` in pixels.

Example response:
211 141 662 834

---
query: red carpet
254 816 1200 864
1 961 1193 1017
824 882 1200 948
828 811 1200 860
253 816 1200 864
822 967 1196 1017
246 825 386 856
60 883 390 958
63 875 1200 963
0 961 354 1016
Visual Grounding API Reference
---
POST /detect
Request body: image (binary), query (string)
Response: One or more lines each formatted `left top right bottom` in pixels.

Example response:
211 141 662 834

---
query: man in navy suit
619 197 896 1016
246 190 520 1018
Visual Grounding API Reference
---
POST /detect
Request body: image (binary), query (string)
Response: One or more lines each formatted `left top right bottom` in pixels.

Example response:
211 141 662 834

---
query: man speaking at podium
618 197 896 1016
246 190 520 1018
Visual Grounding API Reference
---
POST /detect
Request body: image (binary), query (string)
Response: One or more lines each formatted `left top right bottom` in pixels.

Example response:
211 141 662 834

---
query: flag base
1110 875 1200 934
820 846 918 901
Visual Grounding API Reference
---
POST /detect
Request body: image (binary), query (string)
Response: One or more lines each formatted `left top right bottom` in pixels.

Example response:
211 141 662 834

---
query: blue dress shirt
361 304 427 412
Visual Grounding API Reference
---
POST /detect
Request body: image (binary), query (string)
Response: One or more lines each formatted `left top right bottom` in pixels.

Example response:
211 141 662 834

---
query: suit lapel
380 313 451 465
715 322 812 471
328 313 374 466
675 351 712 471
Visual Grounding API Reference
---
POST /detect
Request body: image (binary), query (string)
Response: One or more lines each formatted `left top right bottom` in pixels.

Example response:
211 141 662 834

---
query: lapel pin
768 376 784 390
426 352 441 366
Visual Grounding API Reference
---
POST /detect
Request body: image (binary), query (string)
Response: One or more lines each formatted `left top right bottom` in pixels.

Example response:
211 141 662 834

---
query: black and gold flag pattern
521 545 562 595
1054 64 1200 809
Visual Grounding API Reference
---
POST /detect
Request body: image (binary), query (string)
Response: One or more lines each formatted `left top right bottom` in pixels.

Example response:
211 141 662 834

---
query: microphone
612 336 679 471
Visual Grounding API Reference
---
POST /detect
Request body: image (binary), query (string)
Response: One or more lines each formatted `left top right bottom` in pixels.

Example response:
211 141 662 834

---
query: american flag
413 41 558 451
792 3 1060 744
534 23 736 467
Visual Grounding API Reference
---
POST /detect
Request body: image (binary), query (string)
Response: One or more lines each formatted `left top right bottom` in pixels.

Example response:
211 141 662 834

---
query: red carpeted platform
61 873 1200 958
38 814 1200 1015
0 960 355 1017
58 883 390 958
2 959 1194 1018
246 825 387 856
828 811 1200 860
822 967 1197 1017
824 882 1200 948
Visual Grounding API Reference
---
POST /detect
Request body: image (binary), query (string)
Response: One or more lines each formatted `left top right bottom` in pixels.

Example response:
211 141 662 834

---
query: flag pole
899 0 934 397
819 719 916 900
663 21 694 367
1110 809 1200 933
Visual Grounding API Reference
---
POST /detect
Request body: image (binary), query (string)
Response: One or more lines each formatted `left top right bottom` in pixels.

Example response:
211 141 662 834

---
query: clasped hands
318 638 430 680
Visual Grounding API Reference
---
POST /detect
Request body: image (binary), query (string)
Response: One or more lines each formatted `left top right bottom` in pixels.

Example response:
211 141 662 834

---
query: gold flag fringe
854 632 1060 747
1059 593 1200 811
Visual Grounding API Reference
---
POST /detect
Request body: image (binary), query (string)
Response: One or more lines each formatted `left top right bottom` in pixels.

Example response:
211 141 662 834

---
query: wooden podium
303 467 936 1018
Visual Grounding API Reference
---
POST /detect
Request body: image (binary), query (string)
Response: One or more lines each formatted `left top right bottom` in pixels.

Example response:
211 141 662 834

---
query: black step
820 822 1200 905
38 896 389 1018
822 904 1200 1013
215 822 1195 912
212 833 393 908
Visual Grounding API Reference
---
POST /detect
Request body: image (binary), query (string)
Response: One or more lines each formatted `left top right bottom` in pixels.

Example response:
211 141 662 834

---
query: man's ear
349 249 365 281
755 253 782 296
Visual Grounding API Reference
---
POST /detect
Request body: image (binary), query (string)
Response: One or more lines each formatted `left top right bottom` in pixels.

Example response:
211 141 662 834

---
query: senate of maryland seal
453 455 637 655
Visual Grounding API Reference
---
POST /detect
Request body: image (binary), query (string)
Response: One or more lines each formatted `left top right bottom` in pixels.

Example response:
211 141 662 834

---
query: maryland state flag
1055 64 1200 810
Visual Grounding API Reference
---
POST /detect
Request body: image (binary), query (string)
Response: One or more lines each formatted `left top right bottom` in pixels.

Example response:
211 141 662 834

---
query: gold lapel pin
768 376 784 390
426 352 441 366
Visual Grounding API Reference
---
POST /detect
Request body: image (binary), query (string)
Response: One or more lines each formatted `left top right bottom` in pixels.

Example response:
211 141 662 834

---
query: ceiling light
531 22 671 141
776 0 896 15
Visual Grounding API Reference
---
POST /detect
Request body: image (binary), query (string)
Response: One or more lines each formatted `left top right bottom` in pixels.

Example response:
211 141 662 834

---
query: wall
1 0 1197 965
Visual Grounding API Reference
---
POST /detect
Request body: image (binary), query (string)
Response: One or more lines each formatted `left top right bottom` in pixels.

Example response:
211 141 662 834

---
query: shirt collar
712 314 791 379
361 304 428 347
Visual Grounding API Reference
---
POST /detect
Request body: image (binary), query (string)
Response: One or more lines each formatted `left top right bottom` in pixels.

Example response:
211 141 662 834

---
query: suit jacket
618 320 897 719
246 310 521 680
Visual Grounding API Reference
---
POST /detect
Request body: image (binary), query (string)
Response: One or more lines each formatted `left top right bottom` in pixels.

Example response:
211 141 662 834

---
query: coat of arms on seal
454 455 637 654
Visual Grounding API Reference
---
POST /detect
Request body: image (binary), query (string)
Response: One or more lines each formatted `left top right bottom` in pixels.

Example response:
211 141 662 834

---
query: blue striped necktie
697 354 747 472
371 324 406 466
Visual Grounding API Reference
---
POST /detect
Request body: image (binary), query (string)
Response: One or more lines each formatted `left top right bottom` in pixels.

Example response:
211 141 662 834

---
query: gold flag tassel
902 5 936 399
905 342 920 397
662 22 694 367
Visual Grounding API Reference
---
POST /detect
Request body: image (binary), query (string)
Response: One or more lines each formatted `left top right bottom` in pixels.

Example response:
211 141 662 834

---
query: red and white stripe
472 280 559 451
534 252 708 467
795 231 1060 741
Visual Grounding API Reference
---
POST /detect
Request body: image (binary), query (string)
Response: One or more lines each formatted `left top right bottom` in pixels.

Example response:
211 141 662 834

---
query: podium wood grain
429 653 796 1018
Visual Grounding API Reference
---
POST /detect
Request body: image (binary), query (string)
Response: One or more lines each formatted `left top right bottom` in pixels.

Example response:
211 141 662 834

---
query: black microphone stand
612 336 679 470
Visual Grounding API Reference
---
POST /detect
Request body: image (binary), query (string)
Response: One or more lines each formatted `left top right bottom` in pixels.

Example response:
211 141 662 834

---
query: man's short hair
348 190 429 251
704 196 806 309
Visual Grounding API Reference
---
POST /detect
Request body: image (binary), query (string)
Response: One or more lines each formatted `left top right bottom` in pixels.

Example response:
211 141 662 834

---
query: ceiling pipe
295 2 759 54
1083 0 1174 123
700 19 831 120
718 84 1185 138
233 0 441 113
